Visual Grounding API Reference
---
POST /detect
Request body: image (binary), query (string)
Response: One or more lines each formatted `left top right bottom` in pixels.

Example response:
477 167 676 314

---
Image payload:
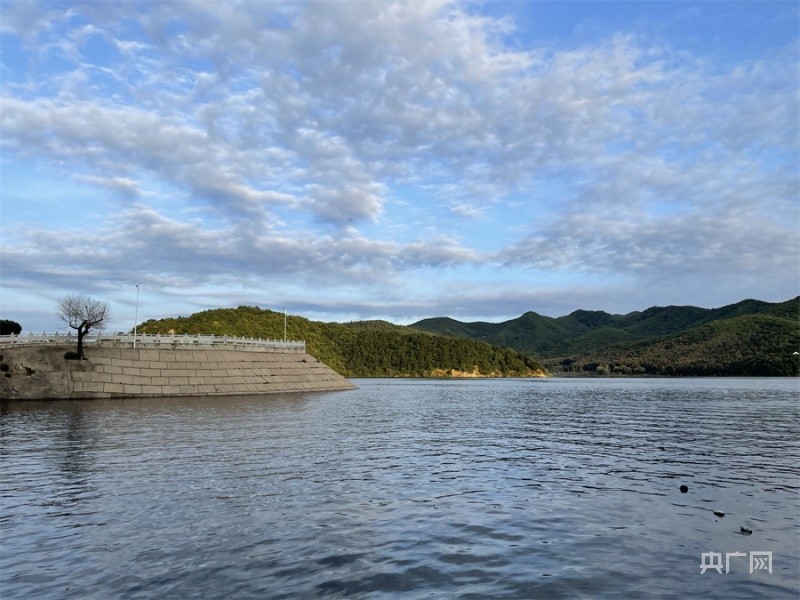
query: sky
1 0 798 334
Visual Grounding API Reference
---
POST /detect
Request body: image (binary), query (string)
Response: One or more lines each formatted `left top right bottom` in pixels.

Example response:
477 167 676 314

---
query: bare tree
57 294 110 359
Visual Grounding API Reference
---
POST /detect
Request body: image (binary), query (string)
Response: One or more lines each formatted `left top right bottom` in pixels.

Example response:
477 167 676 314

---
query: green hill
136 307 545 378
410 297 800 376
566 314 799 376
135 297 798 378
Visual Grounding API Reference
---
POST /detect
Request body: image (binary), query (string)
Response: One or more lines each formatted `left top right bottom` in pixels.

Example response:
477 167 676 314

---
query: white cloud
1 0 797 330
77 175 142 198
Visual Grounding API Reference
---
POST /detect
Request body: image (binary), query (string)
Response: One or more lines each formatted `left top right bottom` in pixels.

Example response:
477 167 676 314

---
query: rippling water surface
1 378 798 599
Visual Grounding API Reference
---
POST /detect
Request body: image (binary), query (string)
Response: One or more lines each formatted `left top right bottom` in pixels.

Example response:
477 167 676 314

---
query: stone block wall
1 345 356 400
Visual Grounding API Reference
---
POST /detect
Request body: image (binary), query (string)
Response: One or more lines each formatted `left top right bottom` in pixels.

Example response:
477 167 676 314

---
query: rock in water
680 485 688 493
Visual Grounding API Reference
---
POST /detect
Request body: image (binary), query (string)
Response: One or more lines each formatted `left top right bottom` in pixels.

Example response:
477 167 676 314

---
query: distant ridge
410 296 800 376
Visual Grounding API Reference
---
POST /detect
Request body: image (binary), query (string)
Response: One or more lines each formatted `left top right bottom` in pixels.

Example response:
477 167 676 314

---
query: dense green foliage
137 306 545 378
1 320 22 335
411 297 800 376
340 329 542 377
558 315 799 376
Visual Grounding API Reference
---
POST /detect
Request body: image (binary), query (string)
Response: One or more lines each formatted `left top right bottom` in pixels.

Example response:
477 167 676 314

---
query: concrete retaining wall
0 345 356 400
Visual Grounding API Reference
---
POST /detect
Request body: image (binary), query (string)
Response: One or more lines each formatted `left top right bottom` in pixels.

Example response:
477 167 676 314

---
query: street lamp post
133 285 140 349
283 307 287 342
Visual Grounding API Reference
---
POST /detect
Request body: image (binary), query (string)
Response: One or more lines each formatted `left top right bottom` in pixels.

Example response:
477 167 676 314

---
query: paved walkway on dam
0 345 356 400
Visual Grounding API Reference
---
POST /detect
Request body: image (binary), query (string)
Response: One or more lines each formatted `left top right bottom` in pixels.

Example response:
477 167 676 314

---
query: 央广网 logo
700 551 772 574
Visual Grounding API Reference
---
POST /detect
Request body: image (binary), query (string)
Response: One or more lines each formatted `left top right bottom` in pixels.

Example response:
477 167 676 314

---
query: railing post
0 331 305 351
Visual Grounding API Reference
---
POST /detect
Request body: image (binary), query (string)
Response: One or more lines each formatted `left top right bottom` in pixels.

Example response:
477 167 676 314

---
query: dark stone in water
740 526 753 535
713 510 725 517
680 485 688 493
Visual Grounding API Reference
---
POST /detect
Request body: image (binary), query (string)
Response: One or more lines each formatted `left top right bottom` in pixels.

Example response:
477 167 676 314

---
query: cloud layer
1 0 797 330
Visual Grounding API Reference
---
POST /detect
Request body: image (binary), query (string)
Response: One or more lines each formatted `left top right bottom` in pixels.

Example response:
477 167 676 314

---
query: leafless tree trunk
57 294 110 359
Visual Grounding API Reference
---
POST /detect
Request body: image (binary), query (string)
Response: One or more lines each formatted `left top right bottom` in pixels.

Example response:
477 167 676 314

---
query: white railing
0 332 305 352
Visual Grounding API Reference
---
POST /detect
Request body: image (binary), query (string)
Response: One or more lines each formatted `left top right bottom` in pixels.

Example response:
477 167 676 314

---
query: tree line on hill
136 297 798 377
136 307 545 378
409 297 800 377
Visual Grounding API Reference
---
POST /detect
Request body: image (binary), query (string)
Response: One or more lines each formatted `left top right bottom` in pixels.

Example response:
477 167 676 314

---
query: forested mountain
136 297 798 377
136 307 545 378
410 297 800 376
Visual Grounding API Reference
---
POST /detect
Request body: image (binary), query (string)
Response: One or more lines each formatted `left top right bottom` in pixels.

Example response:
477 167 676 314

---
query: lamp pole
133 284 140 349
283 307 287 342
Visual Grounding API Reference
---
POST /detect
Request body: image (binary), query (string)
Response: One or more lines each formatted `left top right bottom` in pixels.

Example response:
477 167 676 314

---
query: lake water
1 378 798 599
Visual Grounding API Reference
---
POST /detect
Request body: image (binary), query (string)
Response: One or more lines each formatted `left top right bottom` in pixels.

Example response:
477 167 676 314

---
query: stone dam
0 338 356 400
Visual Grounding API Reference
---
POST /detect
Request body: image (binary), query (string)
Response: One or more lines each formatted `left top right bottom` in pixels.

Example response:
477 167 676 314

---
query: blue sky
1 0 798 334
